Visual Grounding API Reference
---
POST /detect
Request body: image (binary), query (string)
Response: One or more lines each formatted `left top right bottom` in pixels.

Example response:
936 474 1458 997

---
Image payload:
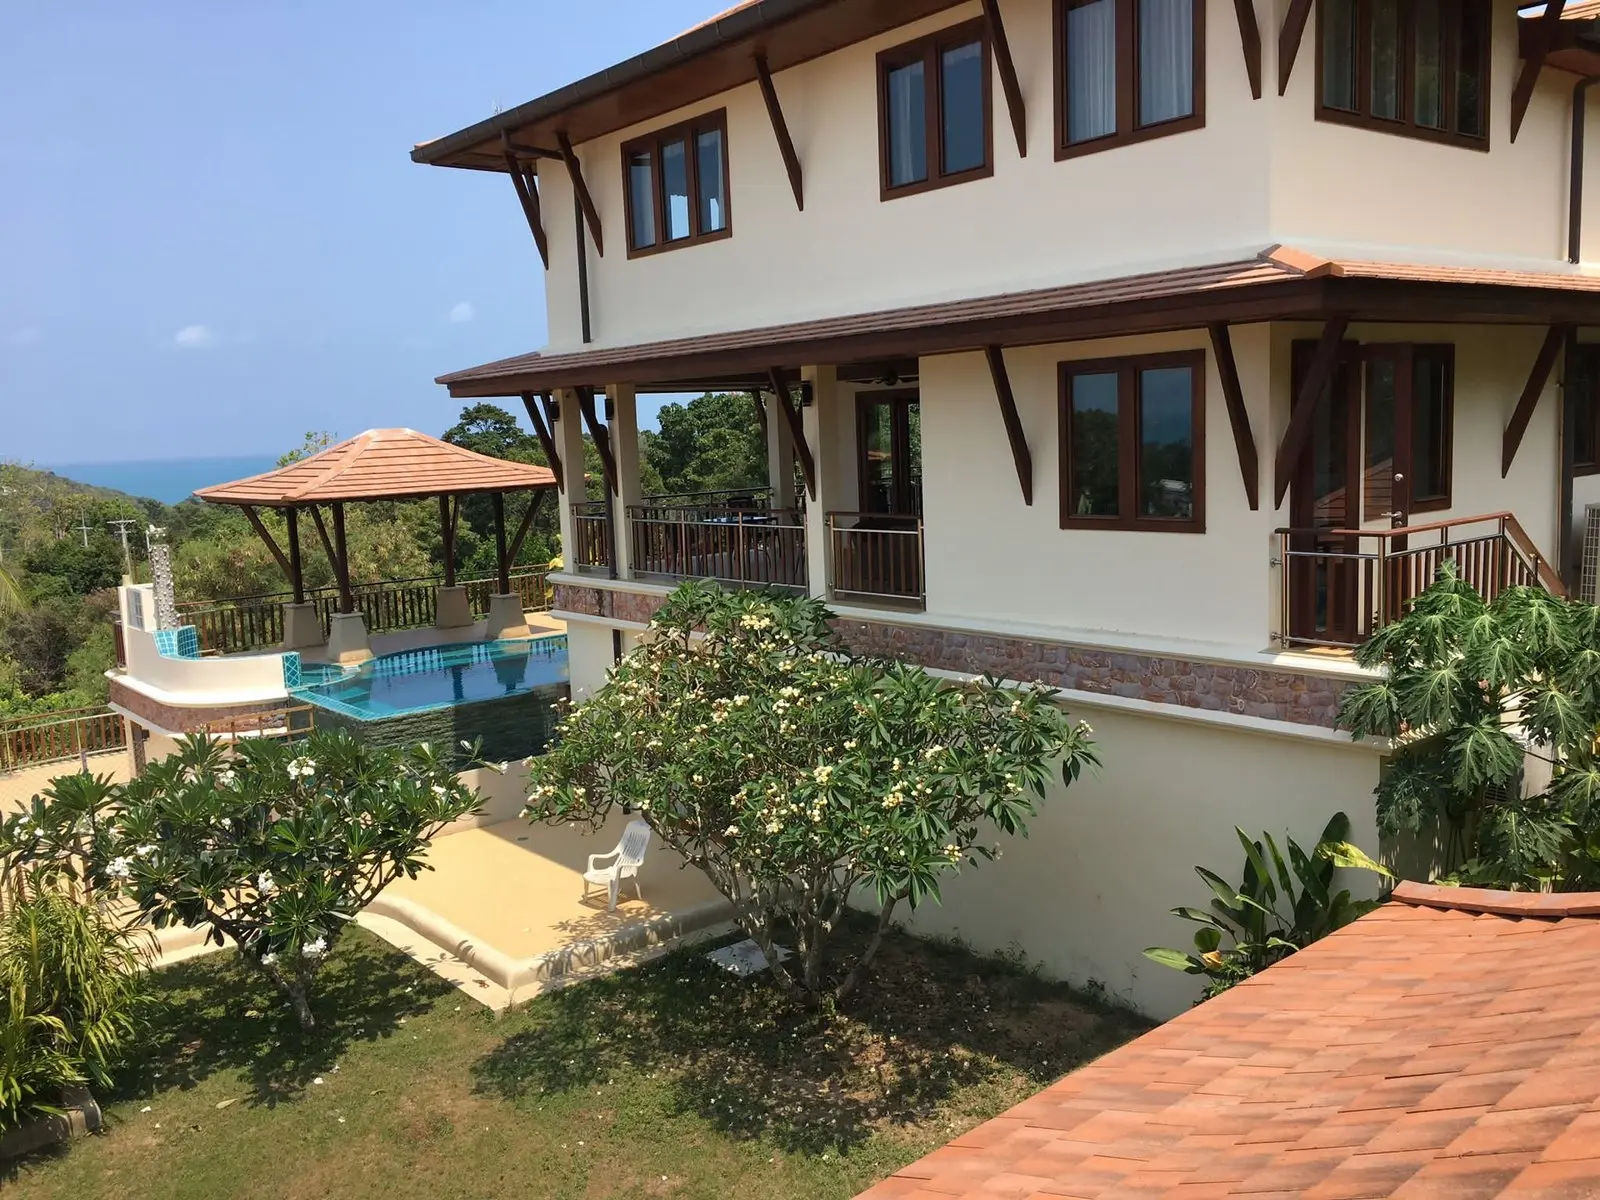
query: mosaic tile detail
281 653 302 690
153 626 203 660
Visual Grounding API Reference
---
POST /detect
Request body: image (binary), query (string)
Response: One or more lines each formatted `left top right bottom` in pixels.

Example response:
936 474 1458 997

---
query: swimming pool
293 636 569 721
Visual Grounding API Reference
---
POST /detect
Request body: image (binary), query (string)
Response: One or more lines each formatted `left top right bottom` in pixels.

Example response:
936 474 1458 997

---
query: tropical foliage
525 582 1099 1003
1145 812 1391 999
1340 564 1600 890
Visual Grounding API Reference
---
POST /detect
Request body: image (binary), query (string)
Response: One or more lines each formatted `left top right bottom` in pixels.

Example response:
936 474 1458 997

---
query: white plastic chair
583 819 652 911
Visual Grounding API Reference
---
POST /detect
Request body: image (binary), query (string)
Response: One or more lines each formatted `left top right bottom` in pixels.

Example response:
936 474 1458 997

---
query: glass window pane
1138 367 1194 519
941 40 986 174
886 59 928 187
1364 360 1397 524
1414 0 1444 129
1070 372 1121 517
661 140 690 240
861 402 896 514
627 150 656 249
1370 0 1401 120
1139 0 1194 126
1456 0 1487 137
1321 0 1357 111
1067 0 1118 143
696 128 726 233
1412 353 1451 500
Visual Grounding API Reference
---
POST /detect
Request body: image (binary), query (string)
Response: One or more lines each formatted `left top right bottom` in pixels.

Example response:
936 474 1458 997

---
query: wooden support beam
768 367 817 501
1273 317 1349 507
1513 0 1567 142
981 0 1028 157
1232 0 1263 100
754 55 805 210
556 132 604 256
240 506 293 583
750 390 769 439
503 142 563 160
1208 323 1261 510
983 346 1033 505
307 504 337 578
521 391 565 490
577 387 618 495
1504 325 1570 477
507 491 545 570
1277 0 1312 96
286 506 305 604
502 131 550 269
330 502 353 615
492 493 511 594
439 496 457 588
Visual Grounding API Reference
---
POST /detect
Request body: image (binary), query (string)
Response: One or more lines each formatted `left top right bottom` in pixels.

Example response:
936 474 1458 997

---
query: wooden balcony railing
175 568 554 656
572 501 612 572
1 708 126 774
828 512 925 607
628 502 807 590
1276 512 1563 650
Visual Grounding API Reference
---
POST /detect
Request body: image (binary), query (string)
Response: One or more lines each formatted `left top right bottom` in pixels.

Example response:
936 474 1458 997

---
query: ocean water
44 456 279 505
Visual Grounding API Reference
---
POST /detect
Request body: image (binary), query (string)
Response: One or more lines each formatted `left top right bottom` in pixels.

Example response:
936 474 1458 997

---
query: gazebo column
324 501 372 664
607 385 643 578
802 365 846 599
280 506 326 651
434 494 472 630
553 388 586 569
485 491 533 641
765 392 797 513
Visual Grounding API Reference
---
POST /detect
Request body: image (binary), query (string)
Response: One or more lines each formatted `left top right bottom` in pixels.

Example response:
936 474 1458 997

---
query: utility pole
108 519 138 578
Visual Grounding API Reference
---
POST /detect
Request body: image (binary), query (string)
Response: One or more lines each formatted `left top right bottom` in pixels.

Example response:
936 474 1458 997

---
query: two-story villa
413 0 1600 1014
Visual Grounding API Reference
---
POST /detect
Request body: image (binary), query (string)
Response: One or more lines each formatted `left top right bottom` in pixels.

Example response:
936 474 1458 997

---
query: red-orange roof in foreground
193 428 555 507
857 881 1600 1200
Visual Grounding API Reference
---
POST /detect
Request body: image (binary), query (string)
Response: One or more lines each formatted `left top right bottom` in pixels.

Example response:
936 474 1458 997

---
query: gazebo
195 428 557 662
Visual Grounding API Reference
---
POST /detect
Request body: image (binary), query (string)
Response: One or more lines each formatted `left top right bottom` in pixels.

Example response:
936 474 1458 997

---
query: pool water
293 637 569 721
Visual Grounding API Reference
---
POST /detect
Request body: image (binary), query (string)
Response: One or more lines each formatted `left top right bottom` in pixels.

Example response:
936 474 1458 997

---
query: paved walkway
0 751 128 814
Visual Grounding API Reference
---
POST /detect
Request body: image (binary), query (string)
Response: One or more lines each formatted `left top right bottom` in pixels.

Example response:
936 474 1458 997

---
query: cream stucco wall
564 619 616 702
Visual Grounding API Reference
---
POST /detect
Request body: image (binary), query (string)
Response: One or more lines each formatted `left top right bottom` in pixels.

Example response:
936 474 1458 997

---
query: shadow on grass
471 915 1150 1156
109 928 453 1111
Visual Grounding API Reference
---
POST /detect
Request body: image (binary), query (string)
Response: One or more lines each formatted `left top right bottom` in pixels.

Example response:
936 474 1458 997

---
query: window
621 110 731 256
1570 344 1600 476
878 19 992 199
1316 0 1490 147
1059 350 1205 532
1410 346 1454 509
1054 0 1205 158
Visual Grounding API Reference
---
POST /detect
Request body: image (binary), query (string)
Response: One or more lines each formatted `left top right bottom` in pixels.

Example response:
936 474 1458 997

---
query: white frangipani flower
256 871 277 896
302 936 328 958
106 856 133 881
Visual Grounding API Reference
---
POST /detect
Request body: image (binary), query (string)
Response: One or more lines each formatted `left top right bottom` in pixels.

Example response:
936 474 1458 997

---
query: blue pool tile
282 653 302 689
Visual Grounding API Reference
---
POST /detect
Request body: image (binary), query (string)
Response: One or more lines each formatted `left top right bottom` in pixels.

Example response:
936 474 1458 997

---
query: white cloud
448 301 475 324
2 327 42 348
173 324 215 349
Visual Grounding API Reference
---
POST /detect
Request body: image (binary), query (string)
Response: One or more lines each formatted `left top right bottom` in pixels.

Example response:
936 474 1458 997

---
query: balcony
628 489 806 591
1276 512 1562 650
827 512 925 609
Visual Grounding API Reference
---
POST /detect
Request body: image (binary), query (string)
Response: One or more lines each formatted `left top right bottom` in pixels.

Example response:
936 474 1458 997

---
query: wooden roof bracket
507 490 546 567
981 0 1028 157
556 132 604 256
521 391 565 492
768 366 817 500
502 132 550 269
1503 324 1570 477
1277 0 1312 96
239 505 293 580
1513 0 1568 142
1233 0 1264 100
983 346 1033 505
577 386 619 495
1273 316 1349 507
754 54 805 210
1208 323 1261 510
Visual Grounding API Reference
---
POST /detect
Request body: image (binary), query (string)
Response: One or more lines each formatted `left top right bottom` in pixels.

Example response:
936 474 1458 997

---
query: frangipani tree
524 582 1098 1003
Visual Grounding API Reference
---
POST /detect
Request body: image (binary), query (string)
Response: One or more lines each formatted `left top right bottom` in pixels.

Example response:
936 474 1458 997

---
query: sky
0 0 716 466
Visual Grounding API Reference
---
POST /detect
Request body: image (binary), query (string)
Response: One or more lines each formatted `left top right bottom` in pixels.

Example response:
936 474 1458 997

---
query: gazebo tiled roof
193 428 555 507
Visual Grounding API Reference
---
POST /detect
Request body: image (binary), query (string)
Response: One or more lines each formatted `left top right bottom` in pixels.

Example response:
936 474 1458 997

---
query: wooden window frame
1569 343 1600 476
1312 0 1491 151
1058 349 1207 533
1053 0 1207 161
877 18 995 201
620 109 733 259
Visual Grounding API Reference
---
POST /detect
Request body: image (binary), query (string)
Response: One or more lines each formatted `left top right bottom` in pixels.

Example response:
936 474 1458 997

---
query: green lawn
7 922 1149 1200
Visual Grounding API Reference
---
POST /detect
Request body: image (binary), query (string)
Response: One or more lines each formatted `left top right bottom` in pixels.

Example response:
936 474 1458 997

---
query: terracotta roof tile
857 887 1600 1200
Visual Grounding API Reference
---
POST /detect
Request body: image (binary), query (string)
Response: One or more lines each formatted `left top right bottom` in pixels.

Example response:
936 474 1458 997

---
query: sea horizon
40 455 280 506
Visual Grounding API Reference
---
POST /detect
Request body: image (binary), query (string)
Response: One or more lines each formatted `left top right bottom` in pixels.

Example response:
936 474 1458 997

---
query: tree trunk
286 980 316 1031
831 898 899 1003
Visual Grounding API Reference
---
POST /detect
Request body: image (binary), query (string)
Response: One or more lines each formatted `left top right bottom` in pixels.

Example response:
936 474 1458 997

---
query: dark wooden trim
574 186 592 344
1207 323 1260 511
621 109 733 257
1277 0 1312 96
439 495 457 588
307 504 337 579
1274 317 1349 507
240 506 293 582
1232 0 1263 100
754 54 805 210
507 491 544 570
577 387 618 494
521 391 565 491
877 17 995 201
984 346 1033 505
556 131 604 257
1562 331 1582 583
492 492 510 595
1059 349 1206 533
1054 0 1207 160
1504 325 1570 477
285 506 304 604
768 366 817 500
1513 0 1567 143
981 0 1028 157
330 502 353 615
502 132 550 269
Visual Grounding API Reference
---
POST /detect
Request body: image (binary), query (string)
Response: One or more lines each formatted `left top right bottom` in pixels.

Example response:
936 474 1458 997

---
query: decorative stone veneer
551 584 1353 730
109 677 290 735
